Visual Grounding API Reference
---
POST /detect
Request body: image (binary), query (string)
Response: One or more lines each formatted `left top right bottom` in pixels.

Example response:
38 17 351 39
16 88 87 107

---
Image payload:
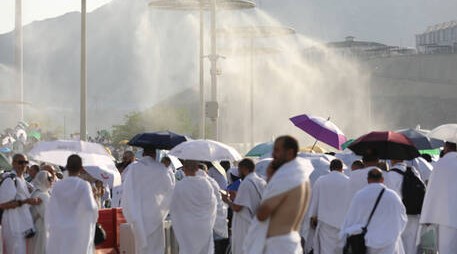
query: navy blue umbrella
397 128 444 150
128 131 190 150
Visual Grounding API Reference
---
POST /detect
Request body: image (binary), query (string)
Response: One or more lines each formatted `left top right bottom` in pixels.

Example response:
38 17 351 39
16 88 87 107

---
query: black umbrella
128 131 190 150
397 128 444 150
348 131 420 160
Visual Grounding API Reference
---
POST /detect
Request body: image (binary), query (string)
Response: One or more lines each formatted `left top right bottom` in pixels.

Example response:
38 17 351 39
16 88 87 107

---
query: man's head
351 160 365 171
142 147 156 159
183 160 199 176
273 135 299 166
238 158 255 179
329 159 343 172
443 141 457 155
161 156 172 168
122 151 135 163
28 164 40 180
220 161 231 171
367 168 384 184
66 154 83 175
41 164 57 181
12 153 29 175
362 149 380 166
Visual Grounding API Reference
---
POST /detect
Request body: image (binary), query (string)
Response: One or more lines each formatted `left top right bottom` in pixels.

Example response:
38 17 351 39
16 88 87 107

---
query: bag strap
364 188 385 231
390 168 405 176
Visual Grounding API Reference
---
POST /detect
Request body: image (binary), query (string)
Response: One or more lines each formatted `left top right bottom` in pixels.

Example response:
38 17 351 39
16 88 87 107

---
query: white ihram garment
341 183 407 254
170 176 217 254
420 152 457 254
46 176 98 254
231 172 266 254
308 171 350 254
243 157 312 254
121 156 174 254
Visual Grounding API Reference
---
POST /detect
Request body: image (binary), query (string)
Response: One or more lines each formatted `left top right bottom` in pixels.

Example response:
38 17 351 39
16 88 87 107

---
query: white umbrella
255 158 273 179
28 140 120 187
169 139 242 162
84 165 121 188
428 124 457 143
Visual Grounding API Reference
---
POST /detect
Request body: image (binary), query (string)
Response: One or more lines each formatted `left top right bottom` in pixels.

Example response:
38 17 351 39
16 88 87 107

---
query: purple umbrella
290 114 347 150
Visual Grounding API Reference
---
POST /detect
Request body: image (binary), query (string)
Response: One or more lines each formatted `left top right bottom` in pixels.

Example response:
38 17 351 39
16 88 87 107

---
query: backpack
0 173 17 224
391 167 426 215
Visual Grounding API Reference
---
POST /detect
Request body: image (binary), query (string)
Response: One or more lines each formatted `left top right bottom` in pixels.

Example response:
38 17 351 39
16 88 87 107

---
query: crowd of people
0 134 456 254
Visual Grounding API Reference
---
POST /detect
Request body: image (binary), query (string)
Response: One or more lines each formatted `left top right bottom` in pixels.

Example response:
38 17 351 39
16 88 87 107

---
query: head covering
32 170 52 192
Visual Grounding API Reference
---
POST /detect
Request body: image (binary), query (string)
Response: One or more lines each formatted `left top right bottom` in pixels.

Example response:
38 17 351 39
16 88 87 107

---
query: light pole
80 0 87 141
148 0 255 140
15 0 23 122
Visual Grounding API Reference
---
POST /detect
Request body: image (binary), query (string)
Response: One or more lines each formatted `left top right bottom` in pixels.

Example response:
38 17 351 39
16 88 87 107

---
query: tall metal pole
80 0 87 141
249 37 254 148
15 0 23 121
199 7 206 139
209 0 218 140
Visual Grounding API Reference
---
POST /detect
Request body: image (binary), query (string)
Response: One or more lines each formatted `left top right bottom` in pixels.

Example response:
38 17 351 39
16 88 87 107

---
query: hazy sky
0 0 112 34
1 0 456 46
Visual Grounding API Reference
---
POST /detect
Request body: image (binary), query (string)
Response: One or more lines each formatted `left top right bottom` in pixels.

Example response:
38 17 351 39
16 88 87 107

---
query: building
416 20 457 54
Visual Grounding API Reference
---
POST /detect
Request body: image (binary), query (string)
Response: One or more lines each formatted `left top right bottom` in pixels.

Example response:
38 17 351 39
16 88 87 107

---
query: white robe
243 157 312 254
385 162 422 254
170 176 217 254
197 170 228 238
0 173 35 254
28 189 50 254
232 172 266 254
308 171 350 254
121 156 174 254
348 166 380 198
420 151 457 253
341 183 407 254
46 176 98 254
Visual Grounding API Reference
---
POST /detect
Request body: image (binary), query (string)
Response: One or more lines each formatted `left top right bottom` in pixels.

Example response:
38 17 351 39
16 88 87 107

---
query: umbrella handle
311 139 319 152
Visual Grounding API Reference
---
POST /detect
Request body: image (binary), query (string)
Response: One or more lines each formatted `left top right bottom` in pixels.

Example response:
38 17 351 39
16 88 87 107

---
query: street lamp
15 0 24 122
80 0 87 141
148 0 255 140
218 25 295 147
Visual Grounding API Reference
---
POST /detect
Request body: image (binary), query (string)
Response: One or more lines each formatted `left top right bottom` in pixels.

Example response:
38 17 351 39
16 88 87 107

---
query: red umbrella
348 131 420 160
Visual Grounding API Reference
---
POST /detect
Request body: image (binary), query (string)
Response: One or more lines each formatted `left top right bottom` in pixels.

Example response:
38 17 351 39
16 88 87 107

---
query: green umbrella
246 141 273 157
341 139 355 150
28 131 41 140
419 148 441 156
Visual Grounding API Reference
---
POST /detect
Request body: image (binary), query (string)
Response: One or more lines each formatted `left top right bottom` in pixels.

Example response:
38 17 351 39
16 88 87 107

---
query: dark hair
238 158 255 172
30 165 40 172
161 156 171 163
276 135 299 156
367 168 383 181
329 159 343 171
220 161 231 171
445 142 457 152
362 149 379 163
352 160 364 167
66 154 83 173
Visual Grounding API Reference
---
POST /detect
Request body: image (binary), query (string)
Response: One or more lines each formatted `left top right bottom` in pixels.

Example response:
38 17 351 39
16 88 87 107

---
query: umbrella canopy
255 158 273 179
246 141 273 157
28 140 120 187
290 114 347 150
348 131 420 160
341 139 355 150
428 124 457 143
397 128 444 150
27 131 41 141
84 165 121 188
169 139 242 162
128 131 190 150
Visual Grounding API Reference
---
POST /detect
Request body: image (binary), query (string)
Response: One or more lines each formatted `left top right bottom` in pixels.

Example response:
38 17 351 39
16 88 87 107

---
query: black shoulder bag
343 188 385 254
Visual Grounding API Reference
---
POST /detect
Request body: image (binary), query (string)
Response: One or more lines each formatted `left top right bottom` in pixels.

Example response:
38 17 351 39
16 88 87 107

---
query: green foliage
111 106 198 145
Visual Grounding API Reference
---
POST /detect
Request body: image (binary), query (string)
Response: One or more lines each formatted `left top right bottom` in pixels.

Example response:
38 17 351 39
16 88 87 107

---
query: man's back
46 176 98 254
268 182 309 237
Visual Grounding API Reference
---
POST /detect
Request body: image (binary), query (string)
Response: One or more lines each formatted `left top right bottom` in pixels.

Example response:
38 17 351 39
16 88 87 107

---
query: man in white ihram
308 158 350 254
420 141 457 253
244 135 311 254
170 160 217 254
221 158 266 254
348 149 381 197
46 154 98 254
385 159 423 254
341 168 407 254
122 147 175 254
